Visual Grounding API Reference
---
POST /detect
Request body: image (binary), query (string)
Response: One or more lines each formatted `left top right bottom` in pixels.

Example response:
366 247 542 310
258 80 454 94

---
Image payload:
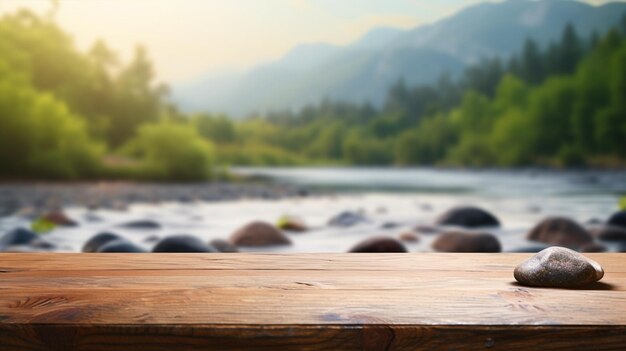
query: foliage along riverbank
1 9 625 182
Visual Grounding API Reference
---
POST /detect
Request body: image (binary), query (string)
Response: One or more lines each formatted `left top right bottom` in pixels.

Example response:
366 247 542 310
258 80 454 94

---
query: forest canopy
0 9 625 181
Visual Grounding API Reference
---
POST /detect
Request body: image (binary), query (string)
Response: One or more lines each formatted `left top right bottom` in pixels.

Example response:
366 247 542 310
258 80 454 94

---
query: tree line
0 9 625 181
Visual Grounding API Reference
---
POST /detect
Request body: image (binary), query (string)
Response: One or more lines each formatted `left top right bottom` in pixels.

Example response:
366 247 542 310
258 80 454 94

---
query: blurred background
0 0 625 254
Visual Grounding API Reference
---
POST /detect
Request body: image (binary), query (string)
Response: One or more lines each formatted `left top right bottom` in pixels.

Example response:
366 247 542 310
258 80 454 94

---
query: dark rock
119 220 161 229
230 221 291 247
327 211 369 227
508 246 549 253
153 235 216 253
526 217 593 249
349 236 408 253
29 238 56 250
398 232 420 243
97 240 145 253
0 228 38 249
209 239 239 253
381 222 399 229
607 210 626 229
589 225 626 242
277 215 307 232
84 212 104 222
41 211 77 226
435 206 500 228
82 232 123 253
432 231 501 252
514 247 604 288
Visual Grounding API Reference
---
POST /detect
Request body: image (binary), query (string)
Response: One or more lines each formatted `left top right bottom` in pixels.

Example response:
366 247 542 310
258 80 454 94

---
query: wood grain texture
0 253 625 350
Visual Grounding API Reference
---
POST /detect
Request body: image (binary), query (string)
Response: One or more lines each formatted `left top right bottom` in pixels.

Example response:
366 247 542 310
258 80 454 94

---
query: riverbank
0 181 310 217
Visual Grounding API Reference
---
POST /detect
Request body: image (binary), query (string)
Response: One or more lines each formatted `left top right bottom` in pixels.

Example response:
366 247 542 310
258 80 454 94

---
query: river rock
432 231 501 252
97 240 145 253
0 228 38 249
398 232 420 243
435 206 500 228
607 210 626 229
327 211 369 227
153 235 216 253
41 211 77 227
590 225 626 242
83 232 123 253
119 220 161 229
349 237 408 253
514 247 604 288
209 239 239 253
230 221 291 247
526 217 593 249
277 215 307 232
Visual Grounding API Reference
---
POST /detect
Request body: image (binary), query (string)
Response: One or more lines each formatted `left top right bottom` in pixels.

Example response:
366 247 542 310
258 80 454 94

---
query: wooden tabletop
0 253 625 350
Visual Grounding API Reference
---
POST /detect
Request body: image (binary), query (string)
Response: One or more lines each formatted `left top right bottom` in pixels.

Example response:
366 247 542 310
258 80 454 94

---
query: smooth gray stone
514 247 604 288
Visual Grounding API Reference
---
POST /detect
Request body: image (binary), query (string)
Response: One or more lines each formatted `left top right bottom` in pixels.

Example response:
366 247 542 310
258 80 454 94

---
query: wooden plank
0 253 625 272
0 253 625 350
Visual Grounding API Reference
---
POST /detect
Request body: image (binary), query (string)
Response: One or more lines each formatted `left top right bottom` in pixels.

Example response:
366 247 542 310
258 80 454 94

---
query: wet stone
514 246 604 288
349 236 408 253
153 235 216 253
209 239 239 253
97 240 146 253
82 232 123 253
435 206 500 228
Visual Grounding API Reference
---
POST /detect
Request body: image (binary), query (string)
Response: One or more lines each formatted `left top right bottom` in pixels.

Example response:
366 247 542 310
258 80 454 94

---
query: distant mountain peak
173 0 626 117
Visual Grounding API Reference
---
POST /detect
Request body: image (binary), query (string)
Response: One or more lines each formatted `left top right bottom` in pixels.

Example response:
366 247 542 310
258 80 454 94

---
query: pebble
432 231 501 252
514 247 604 288
119 220 161 229
349 236 408 253
0 228 38 250
152 235 216 253
209 239 239 253
608 210 626 229
435 206 500 228
83 232 123 253
97 240 146 253
230 221 292 247
327 211 369 227
526 217 593 249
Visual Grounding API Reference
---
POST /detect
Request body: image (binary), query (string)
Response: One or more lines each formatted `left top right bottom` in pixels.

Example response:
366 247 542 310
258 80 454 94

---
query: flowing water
1 167 625 253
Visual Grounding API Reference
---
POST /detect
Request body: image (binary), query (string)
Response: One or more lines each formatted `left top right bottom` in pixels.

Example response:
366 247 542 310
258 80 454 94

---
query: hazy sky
0 0 618 83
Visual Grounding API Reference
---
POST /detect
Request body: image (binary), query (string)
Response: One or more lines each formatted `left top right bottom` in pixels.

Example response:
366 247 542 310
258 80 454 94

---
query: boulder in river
398 232 420 243
432 231 501 252
230 221 291 247
209 238 239 253
83 232 123 253
153 235 216 253
327 211 369 227
349 236 408 253
589 225 626 242
514 246 604 288
526 217 593 249
0 228 38 249
119 220 161 229
607 210 626 229
277 215 307 232
41 211 77 227
97 240 145 253
435 206 500 228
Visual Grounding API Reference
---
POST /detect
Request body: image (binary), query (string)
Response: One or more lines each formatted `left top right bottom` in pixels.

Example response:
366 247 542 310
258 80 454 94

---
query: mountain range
172 0 626 117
